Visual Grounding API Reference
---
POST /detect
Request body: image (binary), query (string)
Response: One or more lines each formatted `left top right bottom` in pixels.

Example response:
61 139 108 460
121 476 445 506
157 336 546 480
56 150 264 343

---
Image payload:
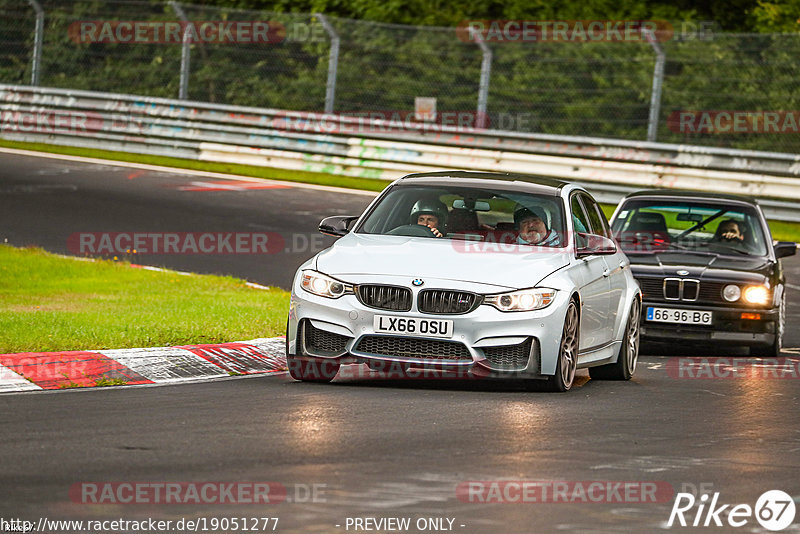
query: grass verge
2 139 799 241
0 245 289 354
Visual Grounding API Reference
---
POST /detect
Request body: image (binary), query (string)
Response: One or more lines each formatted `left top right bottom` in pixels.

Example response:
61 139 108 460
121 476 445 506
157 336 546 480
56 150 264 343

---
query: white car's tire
287 354 340 383
589 298 640 381
547 300 579 392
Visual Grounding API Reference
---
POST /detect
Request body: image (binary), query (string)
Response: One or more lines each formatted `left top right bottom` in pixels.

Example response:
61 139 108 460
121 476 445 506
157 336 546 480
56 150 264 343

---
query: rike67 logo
667 490 796 531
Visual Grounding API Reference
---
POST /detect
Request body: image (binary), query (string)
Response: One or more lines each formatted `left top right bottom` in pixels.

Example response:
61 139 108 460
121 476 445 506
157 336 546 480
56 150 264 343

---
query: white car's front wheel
547 300 579 392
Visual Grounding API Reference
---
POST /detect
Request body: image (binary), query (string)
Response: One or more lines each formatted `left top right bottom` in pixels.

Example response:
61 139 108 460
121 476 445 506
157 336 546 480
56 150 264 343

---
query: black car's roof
398 171 569 196
621 189 760 206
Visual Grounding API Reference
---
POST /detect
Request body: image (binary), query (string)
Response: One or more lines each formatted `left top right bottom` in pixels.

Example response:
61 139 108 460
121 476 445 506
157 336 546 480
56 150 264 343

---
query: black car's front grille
356 285 412 311
663 279 681 300
637 277 767 307
418 289 481 314
682 280 699 301
355 336 471 361
698 281 726 303
638 278 664 301
302 321 350 356
482 339 532 368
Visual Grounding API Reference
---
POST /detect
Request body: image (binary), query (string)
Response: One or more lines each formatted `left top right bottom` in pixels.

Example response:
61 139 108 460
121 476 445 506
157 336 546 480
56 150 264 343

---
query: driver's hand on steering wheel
721 231 743 241
427 224 443 238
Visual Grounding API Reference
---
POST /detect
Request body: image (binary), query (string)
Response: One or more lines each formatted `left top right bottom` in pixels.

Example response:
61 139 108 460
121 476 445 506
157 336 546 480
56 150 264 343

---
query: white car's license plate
373 315 453 338
646 307 713 325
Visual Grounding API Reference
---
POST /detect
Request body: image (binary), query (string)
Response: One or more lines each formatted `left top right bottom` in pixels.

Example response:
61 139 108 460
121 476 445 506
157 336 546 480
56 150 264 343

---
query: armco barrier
2 84 800 220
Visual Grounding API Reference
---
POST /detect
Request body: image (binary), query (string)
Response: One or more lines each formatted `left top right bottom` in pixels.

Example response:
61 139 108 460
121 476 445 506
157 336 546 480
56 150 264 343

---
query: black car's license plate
647 307 712 325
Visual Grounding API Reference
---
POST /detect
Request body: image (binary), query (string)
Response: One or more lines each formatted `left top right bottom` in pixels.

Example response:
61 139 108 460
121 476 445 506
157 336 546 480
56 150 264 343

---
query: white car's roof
397 171 571 197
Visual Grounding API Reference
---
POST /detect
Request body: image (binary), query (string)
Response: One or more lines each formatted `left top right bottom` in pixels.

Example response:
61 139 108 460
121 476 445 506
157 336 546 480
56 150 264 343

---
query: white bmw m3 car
286 171 641 391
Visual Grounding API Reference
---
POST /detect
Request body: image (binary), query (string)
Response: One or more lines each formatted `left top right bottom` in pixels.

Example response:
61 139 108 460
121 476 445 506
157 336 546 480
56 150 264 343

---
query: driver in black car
409 198 448 238
713 219 744 243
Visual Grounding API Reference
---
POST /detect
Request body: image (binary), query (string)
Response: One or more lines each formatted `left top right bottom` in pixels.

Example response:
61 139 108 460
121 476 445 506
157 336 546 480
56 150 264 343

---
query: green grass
3 138 799 241
0 245 290 353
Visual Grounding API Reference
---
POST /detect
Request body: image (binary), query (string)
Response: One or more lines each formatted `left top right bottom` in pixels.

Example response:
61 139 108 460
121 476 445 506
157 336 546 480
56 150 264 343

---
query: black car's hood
627 252 773 283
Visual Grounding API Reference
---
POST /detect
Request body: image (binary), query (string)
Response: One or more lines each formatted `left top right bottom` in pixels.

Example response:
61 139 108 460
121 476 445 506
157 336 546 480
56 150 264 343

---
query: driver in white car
409 198 448 238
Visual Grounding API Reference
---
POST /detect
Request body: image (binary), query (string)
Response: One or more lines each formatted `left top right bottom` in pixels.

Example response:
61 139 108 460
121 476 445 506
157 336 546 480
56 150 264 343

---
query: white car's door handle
602 269 611 277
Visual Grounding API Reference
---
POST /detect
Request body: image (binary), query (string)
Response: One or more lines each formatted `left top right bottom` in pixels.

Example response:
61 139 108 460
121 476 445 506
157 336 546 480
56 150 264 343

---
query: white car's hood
315 233 570 290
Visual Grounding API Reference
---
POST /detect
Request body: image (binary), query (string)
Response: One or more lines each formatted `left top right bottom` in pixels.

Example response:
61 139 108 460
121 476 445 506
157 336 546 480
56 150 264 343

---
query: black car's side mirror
577 233 618 257
319 216 359 237
774 241 797 259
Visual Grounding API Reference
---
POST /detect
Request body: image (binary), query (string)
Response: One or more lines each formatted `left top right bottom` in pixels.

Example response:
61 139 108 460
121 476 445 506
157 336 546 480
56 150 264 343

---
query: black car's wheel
287 354 340 382
590 298 641 381
750 293 784 358
547 301 579 392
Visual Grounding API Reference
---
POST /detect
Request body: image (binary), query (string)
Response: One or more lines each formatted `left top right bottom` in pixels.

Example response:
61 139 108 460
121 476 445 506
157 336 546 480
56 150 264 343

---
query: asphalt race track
1 151 800 533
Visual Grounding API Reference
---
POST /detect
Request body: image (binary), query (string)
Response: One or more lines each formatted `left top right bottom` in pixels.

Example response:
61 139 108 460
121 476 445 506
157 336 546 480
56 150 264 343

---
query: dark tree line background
2 0 800 152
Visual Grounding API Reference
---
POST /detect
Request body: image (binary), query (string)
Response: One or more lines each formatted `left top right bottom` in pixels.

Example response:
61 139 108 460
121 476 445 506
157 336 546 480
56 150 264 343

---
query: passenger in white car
514 207 561 246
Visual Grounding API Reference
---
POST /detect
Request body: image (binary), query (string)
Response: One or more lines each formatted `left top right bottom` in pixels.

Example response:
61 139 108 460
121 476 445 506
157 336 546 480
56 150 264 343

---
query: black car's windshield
611 199 769 256
357 184 567 247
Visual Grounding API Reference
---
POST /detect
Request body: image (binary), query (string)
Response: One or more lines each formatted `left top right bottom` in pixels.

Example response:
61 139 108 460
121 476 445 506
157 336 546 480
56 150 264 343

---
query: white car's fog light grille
302 321 350 357
418 289 481 314
356 285 413 311
355 336 471 360
482 339 532 368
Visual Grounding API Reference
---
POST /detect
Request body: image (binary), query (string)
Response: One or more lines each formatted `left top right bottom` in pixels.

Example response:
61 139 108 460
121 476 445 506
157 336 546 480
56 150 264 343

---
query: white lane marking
0 147 378 197
0 363 42 392
785 283 800 291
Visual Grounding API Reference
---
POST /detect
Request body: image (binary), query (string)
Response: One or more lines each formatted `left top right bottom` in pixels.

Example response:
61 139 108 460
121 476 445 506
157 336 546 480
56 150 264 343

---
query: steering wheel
387 224 440 238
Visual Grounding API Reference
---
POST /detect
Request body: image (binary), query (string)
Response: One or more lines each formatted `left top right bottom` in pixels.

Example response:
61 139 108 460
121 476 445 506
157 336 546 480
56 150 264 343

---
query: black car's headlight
743 284 770 305
483 288 556 312
300 270 353 299
722 283 770 305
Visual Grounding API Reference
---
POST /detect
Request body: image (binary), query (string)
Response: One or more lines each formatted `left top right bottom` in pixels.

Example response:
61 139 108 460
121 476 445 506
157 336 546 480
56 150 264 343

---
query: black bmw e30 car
609 190 796 357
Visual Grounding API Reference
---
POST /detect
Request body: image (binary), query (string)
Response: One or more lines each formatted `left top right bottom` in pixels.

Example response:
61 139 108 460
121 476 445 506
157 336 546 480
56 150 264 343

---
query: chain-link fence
3 0 800 153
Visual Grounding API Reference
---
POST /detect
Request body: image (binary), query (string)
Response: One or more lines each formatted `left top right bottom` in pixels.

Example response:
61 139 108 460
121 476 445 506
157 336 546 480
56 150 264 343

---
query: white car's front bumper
287 275 571 377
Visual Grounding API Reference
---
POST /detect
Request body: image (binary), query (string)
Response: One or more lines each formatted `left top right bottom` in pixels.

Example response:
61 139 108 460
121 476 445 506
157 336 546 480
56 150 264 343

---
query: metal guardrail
1 84 799 221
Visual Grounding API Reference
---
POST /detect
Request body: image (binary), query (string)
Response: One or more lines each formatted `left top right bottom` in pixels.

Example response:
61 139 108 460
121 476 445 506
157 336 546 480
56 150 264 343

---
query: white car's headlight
483 288 556 312
300 270 353 299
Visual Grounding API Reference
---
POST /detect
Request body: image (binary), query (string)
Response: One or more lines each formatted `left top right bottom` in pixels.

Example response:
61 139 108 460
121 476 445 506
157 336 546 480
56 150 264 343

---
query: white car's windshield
611 199 769 256
357 185 566 247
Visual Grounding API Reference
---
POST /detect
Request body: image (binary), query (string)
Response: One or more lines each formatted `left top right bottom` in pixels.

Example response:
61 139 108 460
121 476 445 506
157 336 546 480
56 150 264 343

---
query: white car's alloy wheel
549 301 579 392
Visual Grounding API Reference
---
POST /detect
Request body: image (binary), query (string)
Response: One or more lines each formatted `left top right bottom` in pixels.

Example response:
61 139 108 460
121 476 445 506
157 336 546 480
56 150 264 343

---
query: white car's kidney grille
356 285 413 311
483 339 532 367
302 321 349 356
355 336 471 360
418 289 480 314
